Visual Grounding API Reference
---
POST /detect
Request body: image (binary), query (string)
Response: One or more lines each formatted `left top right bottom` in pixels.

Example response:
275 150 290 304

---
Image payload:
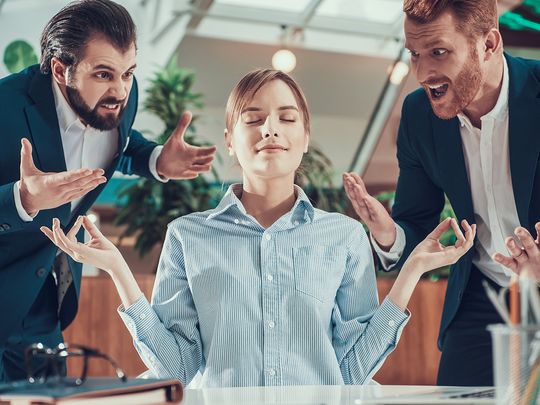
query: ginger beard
424 44 483 120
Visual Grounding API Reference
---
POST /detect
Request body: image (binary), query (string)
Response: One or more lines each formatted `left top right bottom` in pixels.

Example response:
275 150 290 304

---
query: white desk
181 385 494 405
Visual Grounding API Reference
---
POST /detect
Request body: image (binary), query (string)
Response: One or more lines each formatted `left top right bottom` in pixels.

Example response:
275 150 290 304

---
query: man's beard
66 86 126 131
426 45 483 120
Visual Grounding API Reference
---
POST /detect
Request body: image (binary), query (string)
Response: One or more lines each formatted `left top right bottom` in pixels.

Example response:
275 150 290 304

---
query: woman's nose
261 116 279 138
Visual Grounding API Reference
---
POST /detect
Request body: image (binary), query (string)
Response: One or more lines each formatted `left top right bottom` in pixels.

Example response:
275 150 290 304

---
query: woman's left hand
403 218 476 276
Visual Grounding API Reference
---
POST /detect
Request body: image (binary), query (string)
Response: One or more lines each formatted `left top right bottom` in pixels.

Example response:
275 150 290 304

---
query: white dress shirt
13 79 164 221
374 56 519 286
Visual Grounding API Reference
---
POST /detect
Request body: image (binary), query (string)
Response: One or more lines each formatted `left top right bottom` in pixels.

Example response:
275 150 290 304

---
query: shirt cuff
148 145 169 183
370 223 406 270
13 181 37 222
370 297 410 346
118 295 159 340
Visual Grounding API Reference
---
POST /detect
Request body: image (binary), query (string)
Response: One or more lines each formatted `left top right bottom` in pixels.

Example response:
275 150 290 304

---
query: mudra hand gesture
41 216 126 276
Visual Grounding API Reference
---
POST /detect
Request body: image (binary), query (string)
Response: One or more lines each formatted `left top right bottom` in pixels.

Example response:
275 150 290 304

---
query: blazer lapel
433 116 475 223
507 54 540 230
24 73 67 174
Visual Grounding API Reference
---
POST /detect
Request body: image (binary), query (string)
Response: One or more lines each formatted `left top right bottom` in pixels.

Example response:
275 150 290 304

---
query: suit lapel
433 116 475 223
507 54 540 230
24 73 67 174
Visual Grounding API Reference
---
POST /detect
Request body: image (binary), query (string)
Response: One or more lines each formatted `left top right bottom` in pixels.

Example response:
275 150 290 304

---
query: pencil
510 274 520 325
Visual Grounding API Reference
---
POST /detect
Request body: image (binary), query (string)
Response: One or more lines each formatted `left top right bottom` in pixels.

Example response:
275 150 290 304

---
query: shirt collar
207 183 315 224
51 78 86 133
457 55 509 128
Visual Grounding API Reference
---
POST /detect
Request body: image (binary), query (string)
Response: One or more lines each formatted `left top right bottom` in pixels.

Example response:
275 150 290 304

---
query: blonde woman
42 69 475 387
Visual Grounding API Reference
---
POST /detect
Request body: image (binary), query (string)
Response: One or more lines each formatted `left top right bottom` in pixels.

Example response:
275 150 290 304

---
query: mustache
97 97 126 105
421 77 451 86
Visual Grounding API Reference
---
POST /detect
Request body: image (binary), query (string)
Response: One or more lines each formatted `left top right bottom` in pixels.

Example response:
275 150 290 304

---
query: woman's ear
304 131 310 154
224 129 234 156
51 57 68 86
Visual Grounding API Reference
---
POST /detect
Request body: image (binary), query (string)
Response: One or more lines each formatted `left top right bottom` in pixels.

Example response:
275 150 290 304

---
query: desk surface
181 385 494 405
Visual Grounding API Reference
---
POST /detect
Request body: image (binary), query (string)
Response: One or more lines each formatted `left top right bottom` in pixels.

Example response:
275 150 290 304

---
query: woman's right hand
41 216 126 276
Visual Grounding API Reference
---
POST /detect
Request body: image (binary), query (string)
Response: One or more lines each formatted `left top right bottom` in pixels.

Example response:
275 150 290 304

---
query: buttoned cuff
149 146 169 183
370 297 410 346
118 295 159 340
370 223 406 270
13 181 37 222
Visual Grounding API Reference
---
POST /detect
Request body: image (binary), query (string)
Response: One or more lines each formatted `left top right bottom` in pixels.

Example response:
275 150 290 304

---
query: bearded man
0 0 216 382
344 0 540 386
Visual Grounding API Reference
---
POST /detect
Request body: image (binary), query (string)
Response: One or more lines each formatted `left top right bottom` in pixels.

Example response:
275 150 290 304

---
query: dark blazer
0 65 158 345
390 53 540 348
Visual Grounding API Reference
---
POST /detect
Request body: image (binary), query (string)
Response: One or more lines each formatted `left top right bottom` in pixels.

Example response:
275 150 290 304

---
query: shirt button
294 220 299 226
268 368 276 376
265 234 272 241
266 274 273 282
388 320 396 327
139 313 147 320
268 320 275 328
234 219 240 224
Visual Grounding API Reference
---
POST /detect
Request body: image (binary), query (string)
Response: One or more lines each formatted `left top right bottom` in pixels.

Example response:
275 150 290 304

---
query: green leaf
3 40 38 73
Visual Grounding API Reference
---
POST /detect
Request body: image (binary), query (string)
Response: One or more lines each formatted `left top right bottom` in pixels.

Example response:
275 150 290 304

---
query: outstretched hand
156 111 217 180
493 223 540 280
40 216 125 275
343 172 396 249
19 138 106 216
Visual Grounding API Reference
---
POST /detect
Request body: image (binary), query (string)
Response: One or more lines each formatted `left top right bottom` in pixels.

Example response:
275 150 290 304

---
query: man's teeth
102 104 118 109
428 84 447 90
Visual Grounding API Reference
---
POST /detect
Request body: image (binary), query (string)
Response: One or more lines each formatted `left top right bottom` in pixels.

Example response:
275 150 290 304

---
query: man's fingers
348 173 370 196
493 252 518 273
535 222 540 244
62 183 102 204
515 226 539 258
189 164 212 173
47 168 99 186
61 175 106 196
505 236 527 263
171 111 193 142
192 155 215 166
20 138 40 176
194 145 217 157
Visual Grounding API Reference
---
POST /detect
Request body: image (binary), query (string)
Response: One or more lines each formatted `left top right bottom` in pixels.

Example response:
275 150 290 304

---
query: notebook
0 377 182 405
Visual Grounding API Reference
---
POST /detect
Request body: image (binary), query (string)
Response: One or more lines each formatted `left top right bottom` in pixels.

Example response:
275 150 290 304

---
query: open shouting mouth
426 83 449 100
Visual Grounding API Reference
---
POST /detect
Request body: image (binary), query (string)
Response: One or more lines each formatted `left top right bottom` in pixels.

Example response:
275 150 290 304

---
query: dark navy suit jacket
0 65 158 345
389 53 540 348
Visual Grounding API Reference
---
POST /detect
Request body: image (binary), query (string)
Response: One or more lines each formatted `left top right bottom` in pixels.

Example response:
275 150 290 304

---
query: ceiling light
272 49 296 73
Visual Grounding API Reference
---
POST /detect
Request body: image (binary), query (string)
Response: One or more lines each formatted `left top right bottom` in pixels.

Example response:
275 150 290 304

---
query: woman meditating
42 69 475 387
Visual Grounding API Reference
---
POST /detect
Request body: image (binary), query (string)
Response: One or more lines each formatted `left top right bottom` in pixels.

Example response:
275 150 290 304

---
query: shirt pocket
293 245 346 302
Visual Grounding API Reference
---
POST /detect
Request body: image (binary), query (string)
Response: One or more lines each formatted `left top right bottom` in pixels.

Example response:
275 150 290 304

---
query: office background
1 0 539 385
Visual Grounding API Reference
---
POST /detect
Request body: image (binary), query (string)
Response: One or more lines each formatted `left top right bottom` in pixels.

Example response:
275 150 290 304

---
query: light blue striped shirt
119 184 409 387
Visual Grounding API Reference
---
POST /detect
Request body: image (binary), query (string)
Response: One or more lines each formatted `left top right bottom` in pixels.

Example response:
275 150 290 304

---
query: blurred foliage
3 40 38 73
114 59 220 260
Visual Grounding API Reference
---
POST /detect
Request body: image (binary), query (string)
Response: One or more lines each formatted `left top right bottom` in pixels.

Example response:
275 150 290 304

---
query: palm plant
114 59 220 258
